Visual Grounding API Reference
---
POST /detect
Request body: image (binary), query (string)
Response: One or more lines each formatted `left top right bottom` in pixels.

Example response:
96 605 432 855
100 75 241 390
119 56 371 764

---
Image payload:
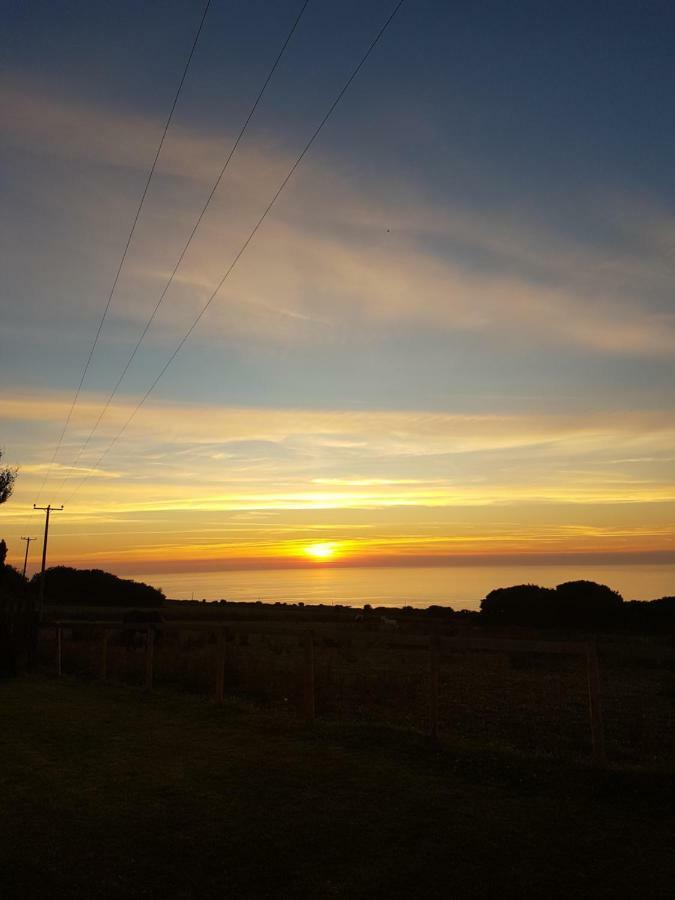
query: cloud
5 389 675 453
20 462 120 479
4 77 675 358
214 217 675 354
1 76 245 183
4 390 675 528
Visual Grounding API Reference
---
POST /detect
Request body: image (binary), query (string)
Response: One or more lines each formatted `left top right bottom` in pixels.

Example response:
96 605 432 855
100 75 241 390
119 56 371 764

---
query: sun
303 542 338 561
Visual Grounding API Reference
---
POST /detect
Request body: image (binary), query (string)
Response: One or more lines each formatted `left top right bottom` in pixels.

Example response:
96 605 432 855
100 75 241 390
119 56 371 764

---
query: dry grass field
36 619 675 767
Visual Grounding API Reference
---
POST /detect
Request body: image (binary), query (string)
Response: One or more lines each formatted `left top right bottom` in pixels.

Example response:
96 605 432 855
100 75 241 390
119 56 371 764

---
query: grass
1 676 674 898
40 626 675 764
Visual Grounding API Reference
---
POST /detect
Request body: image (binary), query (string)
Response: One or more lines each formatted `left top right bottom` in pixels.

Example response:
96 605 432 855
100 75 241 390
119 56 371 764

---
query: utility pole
33 504 64 610
20 535 37 578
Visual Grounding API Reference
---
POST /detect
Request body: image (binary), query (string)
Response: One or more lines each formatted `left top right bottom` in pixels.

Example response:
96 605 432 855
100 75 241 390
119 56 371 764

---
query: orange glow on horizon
303 542 339 561
4 393 675 579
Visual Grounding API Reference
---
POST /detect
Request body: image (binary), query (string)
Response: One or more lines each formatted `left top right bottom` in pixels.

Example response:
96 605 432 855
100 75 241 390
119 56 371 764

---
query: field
36 612 675 767
2 675 674 899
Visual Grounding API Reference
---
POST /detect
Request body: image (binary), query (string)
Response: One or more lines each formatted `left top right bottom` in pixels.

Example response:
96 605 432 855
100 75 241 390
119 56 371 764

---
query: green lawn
1 676 673 898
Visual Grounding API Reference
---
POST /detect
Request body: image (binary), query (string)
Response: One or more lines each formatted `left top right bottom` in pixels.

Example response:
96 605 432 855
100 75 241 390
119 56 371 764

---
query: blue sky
1 0 674 581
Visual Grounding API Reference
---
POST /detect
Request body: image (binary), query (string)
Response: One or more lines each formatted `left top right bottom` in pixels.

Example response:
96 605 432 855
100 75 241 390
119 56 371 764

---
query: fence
36 620 639 766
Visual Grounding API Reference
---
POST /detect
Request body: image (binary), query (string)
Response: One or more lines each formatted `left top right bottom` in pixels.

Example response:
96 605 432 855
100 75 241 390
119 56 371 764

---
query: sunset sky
1 1 674 589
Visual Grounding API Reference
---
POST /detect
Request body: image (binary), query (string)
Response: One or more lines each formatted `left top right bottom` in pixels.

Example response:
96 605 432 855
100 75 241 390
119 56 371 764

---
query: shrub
32 566 164 607
481 580 624 629
624 596 675 632
554 580 623 628
480 583 556 627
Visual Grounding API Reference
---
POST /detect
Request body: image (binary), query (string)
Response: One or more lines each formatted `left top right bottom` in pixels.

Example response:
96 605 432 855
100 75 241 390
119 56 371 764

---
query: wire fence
37 621 675 767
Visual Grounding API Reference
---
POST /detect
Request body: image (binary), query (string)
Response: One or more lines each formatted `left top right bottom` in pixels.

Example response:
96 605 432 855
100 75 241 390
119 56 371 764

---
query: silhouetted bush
425 604 455 618
554 580 623 627
32 566 164 607
623 596 675 632
0 563 28 599
647 595 675 626
0 562 32 678
481 580 624 629
481 584 557 627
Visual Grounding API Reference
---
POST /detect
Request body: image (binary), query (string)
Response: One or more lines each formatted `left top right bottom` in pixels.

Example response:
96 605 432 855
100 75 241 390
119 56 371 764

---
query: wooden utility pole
20 535 37 578
100 629 110 681
302 631 316 723
144 627 155 691
215 628 227 704
429 633 440 741
33 504 64 610
586 640 607 766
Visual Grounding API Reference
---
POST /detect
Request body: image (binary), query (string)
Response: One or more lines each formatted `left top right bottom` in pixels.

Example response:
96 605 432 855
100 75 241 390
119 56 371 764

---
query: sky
1 0 674 589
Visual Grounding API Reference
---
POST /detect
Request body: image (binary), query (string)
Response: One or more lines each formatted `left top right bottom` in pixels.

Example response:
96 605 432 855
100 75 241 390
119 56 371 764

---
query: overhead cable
34 0 212 504
65 0 406 504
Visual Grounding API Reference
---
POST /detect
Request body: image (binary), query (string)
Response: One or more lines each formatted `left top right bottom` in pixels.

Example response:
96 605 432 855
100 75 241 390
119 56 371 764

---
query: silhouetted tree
0 563 28 597
0 550 30 678
623 596 675 632
646 595 675 630
425 604 455 618
554 580 623 628
481 584 556 626
31 566 164 607
481 580 624 629
0 451 17 505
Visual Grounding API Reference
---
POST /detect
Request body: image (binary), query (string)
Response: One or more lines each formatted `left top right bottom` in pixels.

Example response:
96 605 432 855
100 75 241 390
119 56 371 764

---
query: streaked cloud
2 389 674 576
4 78 675 358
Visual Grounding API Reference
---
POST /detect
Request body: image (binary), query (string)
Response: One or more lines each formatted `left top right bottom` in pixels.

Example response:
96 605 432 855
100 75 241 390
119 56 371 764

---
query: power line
34 0 212 505
55 0 311 497
64 0 406 505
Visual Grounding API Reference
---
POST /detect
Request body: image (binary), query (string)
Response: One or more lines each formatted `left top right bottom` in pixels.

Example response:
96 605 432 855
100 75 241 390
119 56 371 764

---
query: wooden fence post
303 631 316 723
429 633 440 740
144 627 155 691
215 628 226 704
100 629 110 681
56 626 62 676
586 640 606 765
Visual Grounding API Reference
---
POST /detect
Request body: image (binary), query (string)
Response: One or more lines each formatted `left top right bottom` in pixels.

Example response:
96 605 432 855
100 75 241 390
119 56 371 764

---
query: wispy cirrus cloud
4 77 675 358
4 390 675 529
4 389 675 454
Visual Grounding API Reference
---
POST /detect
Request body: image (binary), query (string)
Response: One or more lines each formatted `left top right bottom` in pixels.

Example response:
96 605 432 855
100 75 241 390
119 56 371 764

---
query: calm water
131 564 674 610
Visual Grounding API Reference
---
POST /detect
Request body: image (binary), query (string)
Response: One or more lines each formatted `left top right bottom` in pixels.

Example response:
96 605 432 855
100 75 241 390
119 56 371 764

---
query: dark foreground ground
1 677 673 899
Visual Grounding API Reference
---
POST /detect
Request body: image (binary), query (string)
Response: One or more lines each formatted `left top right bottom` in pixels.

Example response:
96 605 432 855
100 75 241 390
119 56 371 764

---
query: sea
129 564 675 610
